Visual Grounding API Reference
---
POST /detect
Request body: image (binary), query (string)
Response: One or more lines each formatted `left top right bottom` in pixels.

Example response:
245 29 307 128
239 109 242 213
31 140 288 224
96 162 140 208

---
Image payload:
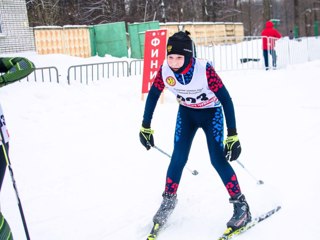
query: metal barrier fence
67 61 129 84
276 36 320 65
26 66 60 83
16 36 319 84
127 36 320 73
129 59 144 76
195 36 262 71
194 36 320 71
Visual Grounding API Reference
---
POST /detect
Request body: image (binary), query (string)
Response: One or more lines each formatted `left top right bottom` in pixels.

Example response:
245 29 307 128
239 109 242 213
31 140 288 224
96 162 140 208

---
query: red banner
141 29 167 94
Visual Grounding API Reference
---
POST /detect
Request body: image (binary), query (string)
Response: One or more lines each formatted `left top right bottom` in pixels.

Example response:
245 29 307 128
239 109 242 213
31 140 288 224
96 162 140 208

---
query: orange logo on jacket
166 76 176 86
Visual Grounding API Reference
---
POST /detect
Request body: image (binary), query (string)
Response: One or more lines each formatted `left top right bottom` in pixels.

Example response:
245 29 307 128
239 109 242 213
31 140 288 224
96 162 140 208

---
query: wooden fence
34 26 91 58
160 22 244 44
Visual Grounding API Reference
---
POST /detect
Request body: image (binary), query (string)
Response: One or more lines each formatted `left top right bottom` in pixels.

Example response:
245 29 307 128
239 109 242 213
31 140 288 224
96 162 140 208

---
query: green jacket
0 57 35 87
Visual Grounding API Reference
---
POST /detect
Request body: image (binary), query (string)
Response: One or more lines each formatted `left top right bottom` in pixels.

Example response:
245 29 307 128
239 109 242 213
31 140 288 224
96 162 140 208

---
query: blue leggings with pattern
165 105 241 197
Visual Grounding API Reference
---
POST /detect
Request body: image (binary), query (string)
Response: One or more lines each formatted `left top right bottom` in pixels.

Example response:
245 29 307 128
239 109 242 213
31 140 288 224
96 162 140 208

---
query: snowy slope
0 52 319 239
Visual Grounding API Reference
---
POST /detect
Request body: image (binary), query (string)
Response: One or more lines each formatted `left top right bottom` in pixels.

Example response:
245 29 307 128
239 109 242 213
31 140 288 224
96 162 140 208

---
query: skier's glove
10 57 24 65
139 127 154 150
2 57 23 69
0 76 4 85
0 57 35 87
224 135 241 161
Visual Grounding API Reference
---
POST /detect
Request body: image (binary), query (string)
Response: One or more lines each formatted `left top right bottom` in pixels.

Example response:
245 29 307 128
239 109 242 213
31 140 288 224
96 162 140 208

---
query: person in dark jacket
288 30 294 40
139 31 251 236
261 21 282 70
0 56 35 239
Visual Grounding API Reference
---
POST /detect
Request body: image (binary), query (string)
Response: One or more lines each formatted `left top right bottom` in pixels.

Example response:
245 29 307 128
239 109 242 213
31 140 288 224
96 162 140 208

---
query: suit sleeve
206 63 237 134
274 29 282 39
142 66 165 128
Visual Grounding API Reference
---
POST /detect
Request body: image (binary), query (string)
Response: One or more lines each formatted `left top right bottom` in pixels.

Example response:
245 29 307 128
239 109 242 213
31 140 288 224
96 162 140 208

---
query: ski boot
227 193 251 230
153 192 177 225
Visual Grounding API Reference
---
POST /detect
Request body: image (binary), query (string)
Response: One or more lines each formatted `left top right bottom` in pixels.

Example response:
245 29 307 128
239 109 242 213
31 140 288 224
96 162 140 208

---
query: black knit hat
167 31 193 57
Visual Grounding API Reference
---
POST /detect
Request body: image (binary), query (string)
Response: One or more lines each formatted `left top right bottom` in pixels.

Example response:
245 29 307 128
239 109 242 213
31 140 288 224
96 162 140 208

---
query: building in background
0 0 35 53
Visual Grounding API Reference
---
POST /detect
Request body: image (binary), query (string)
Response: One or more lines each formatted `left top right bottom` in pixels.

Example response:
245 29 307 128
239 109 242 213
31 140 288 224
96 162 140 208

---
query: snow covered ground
0 52 320 239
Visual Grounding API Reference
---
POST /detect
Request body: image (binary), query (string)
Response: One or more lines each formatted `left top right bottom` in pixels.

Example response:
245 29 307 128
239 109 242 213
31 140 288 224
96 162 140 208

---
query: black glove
224 135 241 161
139 127 154 150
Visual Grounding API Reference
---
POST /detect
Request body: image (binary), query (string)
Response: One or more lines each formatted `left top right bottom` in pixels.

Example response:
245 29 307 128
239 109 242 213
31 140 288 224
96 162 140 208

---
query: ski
217 205 281 240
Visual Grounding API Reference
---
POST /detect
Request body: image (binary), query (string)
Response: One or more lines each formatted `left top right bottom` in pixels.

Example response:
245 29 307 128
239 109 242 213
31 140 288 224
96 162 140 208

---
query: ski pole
0 131 31 240
235 160 264 185
150 144 199 176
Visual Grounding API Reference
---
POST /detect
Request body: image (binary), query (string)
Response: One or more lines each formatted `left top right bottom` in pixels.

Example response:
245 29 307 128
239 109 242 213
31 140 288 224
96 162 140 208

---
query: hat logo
167 45 172 53
166 76 176 86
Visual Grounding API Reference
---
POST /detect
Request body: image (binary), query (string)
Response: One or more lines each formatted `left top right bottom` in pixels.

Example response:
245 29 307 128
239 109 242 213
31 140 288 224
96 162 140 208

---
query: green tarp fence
128 21 160 59
93 22 128 58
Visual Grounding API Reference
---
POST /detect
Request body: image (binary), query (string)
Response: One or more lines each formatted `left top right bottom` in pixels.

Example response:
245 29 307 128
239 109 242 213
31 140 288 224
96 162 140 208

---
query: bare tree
78 0 127 25
25 0 319 37
293 0 300 36
127 0 147 22
26 0 62 26
263 0 271 23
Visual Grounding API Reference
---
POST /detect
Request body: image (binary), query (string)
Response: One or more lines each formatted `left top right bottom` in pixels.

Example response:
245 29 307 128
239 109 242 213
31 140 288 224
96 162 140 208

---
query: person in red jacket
261 21 282 70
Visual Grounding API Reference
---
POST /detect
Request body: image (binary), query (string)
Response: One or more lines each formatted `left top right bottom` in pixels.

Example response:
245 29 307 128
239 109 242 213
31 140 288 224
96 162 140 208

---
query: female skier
139 31 251 234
